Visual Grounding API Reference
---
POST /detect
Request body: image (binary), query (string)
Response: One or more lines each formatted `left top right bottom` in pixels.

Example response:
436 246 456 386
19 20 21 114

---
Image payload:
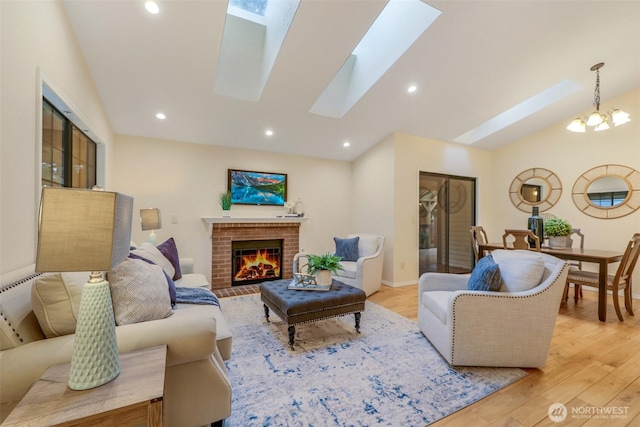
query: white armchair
418 250 569 368
293 234 385 297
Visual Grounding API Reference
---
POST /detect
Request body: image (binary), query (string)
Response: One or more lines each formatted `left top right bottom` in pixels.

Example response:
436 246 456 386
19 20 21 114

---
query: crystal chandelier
567 62 631 133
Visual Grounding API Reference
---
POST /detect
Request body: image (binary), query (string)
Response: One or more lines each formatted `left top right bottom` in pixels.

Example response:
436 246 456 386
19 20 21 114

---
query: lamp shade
140 208 161 231
36 187 134 273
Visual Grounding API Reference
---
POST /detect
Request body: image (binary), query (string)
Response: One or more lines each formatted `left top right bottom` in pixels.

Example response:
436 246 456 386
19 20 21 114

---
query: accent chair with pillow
315 233 385 297
418 249 569 368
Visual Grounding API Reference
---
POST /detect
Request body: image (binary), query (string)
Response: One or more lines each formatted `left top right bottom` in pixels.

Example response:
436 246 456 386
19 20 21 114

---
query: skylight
453 79 582 144
229 0 268 17
310 0 441 118
214 0 299 102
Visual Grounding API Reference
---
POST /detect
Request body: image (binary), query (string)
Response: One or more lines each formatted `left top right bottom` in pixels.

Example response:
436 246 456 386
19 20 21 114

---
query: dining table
478 243 625 322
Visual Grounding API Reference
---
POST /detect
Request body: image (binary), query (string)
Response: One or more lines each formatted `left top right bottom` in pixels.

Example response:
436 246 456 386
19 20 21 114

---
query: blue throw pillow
467 254 501 291
334 236 360 262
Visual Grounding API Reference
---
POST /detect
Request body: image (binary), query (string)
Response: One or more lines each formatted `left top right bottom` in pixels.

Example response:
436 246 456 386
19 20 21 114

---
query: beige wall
111 135 353 280
1 0 114 273
489 87 640 286
351 134 395 283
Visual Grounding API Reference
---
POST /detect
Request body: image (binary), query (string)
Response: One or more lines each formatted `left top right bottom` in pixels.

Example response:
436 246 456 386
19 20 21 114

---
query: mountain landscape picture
229 169 287 206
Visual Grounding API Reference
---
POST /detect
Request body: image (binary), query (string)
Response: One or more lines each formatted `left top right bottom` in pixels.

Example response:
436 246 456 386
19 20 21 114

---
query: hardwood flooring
368 285 640 426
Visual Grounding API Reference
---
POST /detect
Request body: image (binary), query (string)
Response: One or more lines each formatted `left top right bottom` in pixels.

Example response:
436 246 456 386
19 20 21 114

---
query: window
41 99 96 189
588 191 629 207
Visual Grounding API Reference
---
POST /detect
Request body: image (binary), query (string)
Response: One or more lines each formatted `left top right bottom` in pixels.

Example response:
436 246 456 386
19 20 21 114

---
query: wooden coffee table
1 345 167 427
260 279 366 349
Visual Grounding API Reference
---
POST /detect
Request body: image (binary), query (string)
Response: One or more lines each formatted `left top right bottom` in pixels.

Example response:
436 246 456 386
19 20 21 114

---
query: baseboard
381 280 417 288
568 283 640 300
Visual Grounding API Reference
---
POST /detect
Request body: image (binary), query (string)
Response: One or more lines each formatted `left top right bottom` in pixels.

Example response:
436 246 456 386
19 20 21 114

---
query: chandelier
567 62 631 133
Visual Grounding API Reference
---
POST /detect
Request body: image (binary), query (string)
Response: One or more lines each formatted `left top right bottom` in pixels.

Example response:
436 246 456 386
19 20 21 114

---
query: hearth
232 239 282 286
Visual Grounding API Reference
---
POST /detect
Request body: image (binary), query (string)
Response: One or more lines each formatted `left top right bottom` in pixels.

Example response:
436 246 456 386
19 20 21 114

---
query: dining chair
563 228 585 303
502 229 541 251
469 226 489 263
565 233 640 321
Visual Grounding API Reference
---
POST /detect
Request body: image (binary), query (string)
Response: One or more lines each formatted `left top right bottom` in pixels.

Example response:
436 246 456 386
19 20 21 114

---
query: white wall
490 87 640 286
0 0 114 273
111 134 352 280
351 134 395 284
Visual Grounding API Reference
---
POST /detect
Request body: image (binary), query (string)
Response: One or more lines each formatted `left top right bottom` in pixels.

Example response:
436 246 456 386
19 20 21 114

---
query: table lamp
140 208 161 244
36 187 133 390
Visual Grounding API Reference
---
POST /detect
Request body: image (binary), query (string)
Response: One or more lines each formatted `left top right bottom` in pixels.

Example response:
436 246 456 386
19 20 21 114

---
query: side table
1 345 167 427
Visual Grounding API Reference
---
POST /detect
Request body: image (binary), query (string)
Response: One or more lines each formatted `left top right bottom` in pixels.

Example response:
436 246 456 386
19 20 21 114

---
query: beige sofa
0 260 232 427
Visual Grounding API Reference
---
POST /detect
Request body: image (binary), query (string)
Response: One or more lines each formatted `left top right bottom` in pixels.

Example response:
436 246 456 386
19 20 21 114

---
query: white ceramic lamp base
68 277 120 390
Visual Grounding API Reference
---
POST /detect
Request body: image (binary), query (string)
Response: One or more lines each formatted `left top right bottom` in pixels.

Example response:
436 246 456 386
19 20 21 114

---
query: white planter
222 210 231 218
548 236 573 249
315 270 332 286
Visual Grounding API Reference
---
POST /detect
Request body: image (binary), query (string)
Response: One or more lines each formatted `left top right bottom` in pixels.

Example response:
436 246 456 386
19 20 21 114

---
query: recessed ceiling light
265 129 273 136
145 1 160 14
407 85 417 93
343 141 350 147
155 112 166 120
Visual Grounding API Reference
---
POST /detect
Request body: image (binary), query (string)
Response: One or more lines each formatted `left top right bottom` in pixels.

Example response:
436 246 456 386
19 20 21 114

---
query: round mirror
509 168 562 213
572 164 640 219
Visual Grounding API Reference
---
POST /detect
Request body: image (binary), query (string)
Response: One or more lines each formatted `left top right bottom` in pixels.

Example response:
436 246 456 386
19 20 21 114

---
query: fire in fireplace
232 239 282 285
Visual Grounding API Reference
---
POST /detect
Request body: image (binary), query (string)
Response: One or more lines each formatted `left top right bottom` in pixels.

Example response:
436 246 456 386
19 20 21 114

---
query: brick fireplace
209 220 302 290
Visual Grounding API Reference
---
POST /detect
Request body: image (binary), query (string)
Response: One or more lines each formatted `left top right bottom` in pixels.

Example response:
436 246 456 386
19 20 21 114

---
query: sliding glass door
419 172 476 275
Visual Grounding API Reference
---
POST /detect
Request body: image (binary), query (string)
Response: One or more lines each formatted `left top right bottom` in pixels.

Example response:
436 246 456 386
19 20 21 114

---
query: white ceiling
62 0 640 162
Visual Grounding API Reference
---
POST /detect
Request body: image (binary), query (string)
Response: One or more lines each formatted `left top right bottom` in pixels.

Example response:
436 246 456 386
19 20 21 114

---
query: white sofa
0 259 232 427
418 250 569 368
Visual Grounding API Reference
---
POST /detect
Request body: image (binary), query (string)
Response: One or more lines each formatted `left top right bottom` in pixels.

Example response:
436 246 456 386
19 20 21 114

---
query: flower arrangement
218 191 232 211
306 252 345 274
544 217 572 237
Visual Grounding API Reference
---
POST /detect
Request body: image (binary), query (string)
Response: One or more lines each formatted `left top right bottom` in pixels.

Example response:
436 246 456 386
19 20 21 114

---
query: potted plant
218 191 232 217
544 217 573 248
306 252 344 286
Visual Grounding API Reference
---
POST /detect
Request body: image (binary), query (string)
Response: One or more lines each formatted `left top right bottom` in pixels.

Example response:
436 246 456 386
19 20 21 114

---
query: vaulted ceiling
62 0 640 161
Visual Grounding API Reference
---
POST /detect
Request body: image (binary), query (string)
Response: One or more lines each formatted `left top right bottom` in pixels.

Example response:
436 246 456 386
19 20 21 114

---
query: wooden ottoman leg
263 304 270 322
288 325 295 350
355 312 361 333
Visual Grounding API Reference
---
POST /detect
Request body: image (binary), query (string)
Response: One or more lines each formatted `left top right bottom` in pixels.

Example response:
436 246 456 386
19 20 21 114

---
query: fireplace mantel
202 216 308 224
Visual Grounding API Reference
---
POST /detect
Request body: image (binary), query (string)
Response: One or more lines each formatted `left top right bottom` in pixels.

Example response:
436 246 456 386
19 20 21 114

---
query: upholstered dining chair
502 229 541 251
469 226 489 263
565 233 640 321
562 228 586 303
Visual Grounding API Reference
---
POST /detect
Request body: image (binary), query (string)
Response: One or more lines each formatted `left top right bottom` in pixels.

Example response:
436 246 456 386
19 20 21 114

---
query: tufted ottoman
259 279 366 349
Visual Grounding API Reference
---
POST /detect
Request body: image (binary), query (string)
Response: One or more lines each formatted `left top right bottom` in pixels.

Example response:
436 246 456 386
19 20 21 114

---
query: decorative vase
527 206 544 248
548 236 573 249
294 198 305 217
315 270 332 286
222 209 231 218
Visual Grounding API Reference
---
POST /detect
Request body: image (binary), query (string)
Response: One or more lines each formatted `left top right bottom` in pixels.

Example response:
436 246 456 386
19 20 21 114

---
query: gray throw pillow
467 254 501 291
334 236 360 262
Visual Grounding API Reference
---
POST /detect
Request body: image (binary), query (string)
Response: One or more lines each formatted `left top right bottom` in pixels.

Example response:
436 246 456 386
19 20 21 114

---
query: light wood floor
368 285 640 426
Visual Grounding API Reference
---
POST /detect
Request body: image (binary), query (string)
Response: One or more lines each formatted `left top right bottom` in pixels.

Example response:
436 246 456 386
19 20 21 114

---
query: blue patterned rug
223 294 526 426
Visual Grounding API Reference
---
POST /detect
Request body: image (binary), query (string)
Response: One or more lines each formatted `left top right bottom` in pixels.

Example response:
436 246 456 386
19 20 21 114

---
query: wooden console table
1 345 167 427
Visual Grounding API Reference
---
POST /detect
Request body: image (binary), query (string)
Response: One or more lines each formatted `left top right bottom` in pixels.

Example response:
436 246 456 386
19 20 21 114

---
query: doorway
419 172 476 275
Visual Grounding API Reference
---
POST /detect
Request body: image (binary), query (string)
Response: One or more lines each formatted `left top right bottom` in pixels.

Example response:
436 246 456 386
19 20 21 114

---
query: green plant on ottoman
307 252 344 286
544 217 573 248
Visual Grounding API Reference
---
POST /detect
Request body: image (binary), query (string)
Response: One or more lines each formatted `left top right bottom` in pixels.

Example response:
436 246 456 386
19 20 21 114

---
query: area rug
222 294 527 426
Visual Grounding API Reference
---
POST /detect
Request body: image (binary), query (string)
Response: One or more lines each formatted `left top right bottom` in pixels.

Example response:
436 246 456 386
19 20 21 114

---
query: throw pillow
491 249 545 292
31 272 87 338
467 254 501 291
157 237 182 280
334 236 360 262
109 258 173 326
128 253 177 307
132 242 175 279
